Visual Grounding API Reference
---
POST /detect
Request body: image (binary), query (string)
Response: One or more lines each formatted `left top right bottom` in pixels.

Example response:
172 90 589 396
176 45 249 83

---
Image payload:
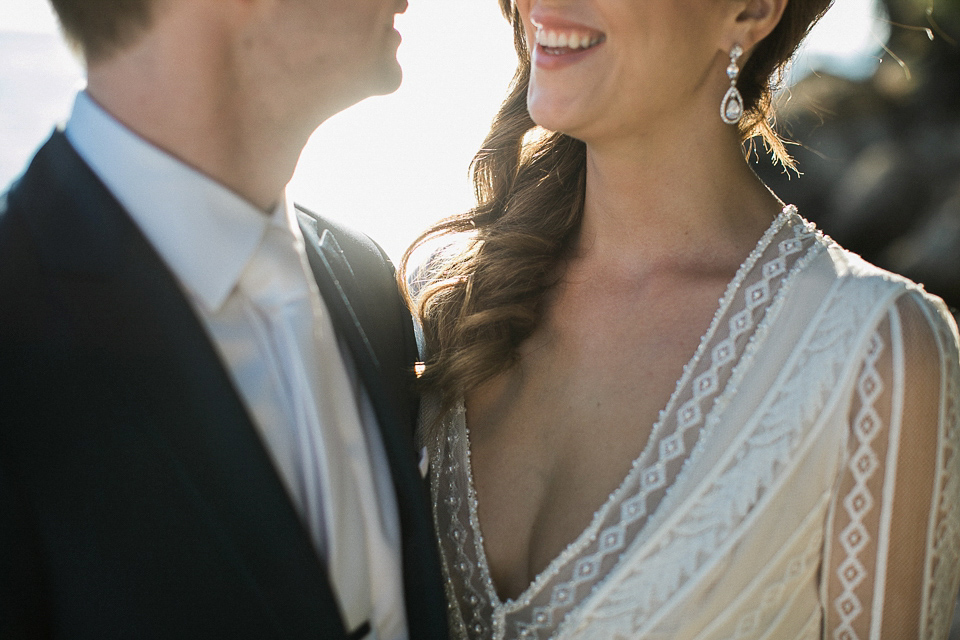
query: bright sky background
0 0 886 260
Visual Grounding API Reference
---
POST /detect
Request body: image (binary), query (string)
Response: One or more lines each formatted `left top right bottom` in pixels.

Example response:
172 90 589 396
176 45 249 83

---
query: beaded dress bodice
424 208 960 640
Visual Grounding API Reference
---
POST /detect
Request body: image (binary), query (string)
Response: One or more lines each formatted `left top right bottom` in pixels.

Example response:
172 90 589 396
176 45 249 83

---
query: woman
403 0 960 637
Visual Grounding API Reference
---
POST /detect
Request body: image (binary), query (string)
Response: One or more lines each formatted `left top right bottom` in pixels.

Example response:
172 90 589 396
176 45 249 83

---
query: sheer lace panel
825 292 960 640
431 209 827 640
428 213 960 640
561 243 892 639
493 211 819 640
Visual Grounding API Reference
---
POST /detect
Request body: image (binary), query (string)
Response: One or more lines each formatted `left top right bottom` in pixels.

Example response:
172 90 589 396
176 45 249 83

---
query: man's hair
49 0 156 63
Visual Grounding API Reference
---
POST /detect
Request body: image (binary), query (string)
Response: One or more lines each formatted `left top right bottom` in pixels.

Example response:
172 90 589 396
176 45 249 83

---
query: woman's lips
532 26 606 69
535 28 605 51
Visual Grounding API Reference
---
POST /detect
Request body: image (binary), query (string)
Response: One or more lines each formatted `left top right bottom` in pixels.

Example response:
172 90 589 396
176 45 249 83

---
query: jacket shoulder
295 203 396 280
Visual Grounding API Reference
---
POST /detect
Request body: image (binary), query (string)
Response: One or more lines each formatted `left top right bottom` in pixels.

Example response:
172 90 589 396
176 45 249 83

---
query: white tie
240 222 373 634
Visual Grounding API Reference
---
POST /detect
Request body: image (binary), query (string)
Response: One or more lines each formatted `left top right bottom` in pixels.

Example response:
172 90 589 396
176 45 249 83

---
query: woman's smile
530 17 606 70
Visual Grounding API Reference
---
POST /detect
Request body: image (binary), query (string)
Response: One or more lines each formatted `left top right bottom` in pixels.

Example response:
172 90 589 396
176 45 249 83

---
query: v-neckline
458 206 799 611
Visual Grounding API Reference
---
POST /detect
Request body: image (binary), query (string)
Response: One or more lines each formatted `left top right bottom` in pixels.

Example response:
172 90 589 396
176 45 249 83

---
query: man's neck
84 11 308 213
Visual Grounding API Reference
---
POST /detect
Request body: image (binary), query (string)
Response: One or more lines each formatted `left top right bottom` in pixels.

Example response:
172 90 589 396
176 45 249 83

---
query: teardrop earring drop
721 44 744 125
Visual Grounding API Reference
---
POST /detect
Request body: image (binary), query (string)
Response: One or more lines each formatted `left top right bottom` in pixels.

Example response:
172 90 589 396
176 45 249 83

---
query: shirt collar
64 91 290 313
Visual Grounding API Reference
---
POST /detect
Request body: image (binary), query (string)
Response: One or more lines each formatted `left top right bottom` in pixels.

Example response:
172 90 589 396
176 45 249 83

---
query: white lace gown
424 207 960 640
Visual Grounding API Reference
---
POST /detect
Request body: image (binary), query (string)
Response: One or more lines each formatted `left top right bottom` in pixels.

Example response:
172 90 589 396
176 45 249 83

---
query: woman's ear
727 0 790 52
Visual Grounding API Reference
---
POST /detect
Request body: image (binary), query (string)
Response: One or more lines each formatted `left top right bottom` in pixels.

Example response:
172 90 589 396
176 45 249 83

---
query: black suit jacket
0 132 447 640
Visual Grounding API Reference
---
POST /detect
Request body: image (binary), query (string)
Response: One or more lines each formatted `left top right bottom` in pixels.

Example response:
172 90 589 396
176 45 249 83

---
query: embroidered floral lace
423 208 960 640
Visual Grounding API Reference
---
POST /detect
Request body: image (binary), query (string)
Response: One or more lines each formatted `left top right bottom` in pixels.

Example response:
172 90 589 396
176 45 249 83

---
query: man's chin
318 62 404 119
368 63 403 97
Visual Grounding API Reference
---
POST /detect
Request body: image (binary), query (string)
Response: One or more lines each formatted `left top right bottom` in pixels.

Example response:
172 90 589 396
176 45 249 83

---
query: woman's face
515 0 734 145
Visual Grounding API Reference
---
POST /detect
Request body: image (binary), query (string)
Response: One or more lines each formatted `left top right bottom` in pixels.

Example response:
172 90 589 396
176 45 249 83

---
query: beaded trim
437 206 834 639
558 265 902 638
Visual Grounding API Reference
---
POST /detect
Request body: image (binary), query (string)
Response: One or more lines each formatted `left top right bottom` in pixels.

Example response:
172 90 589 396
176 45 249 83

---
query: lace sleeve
824 290 960 639
405 244 456 362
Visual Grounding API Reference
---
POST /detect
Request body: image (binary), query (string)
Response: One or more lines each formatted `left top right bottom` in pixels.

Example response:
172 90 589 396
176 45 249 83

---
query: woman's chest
465 292 730 600
438 338 854 640
428 213 896 639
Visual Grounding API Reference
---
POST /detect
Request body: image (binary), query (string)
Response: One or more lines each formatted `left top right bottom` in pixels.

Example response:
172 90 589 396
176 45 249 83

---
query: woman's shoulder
794 209 959 345
405 237 472 297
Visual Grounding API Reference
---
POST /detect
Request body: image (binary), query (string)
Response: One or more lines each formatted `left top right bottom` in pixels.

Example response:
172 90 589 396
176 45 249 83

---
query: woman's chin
527 108 586 141
526 92 597 140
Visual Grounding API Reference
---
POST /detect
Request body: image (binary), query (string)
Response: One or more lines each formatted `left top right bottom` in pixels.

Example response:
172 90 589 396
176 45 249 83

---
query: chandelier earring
720 44 744 125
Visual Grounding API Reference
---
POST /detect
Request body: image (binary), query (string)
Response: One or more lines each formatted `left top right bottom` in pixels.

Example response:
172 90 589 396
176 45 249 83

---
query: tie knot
241 224 312 313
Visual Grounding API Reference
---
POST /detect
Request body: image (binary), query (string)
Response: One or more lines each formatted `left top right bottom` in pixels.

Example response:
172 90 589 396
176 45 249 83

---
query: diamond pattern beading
712 340 735 366
621 495 646 521
641 465 667 493
600 528 625 553
854 410 880 441
730 310 751 334
430 210 841 640
833 329 885 640
779 238 801 255
762 258 787 279
843 482 873 518
853 449 878 478
857 370 882 405
574 558 599 580
678 401 703 429
745 281 771 309
838 556 867 590
695 371 718 394
841 521 870 555
658 433 685 462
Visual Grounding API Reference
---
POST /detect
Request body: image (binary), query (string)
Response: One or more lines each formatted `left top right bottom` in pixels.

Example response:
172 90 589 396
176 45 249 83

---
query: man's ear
725 0 790 53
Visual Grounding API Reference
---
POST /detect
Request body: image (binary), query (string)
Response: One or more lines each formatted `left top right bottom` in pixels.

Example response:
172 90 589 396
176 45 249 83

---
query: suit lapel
313 227 381 370
25 133 347 638
295 209 413 437
296 209 448 640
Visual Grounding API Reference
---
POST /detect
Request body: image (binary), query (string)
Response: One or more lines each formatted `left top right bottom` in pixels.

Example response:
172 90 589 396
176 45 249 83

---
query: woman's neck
573 122 782 275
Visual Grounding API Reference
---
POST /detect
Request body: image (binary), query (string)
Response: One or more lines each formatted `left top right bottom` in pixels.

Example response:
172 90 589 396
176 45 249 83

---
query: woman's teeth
535 29 605 52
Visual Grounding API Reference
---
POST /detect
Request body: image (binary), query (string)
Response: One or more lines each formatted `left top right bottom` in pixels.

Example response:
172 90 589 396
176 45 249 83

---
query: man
0 1 446 638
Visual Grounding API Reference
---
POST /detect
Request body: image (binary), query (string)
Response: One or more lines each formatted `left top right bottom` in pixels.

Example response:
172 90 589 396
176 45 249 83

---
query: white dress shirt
65 91 407 640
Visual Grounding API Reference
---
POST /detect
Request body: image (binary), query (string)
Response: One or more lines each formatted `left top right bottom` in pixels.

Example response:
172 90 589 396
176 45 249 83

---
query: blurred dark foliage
754 0 960 315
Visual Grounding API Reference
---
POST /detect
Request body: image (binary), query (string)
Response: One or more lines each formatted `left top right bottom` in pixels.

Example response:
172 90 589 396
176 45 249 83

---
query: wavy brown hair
402 0 833 424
